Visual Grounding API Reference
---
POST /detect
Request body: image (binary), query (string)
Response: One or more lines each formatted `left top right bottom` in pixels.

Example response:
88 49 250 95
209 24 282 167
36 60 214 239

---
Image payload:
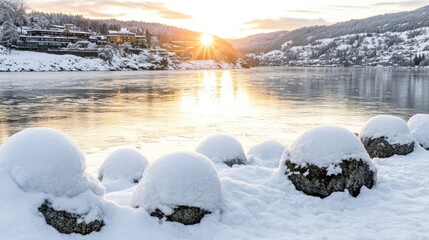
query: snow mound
408 114 429 149
132 151 223 214
0 128 103 197
360 115 414 145
247 140 286 167
99 148 149 183
290 126 372 168
196 135 246 166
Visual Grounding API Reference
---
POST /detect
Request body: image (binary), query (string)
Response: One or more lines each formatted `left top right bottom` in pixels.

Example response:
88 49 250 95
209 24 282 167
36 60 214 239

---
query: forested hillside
231 5 429 54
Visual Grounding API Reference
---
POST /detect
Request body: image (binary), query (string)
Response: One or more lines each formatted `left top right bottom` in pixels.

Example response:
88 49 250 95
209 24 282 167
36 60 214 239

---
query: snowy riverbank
0 125 429 239
0 48 240 72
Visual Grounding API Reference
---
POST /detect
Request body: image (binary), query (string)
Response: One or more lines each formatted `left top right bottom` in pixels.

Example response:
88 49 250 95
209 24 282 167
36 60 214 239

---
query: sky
28 0 428 38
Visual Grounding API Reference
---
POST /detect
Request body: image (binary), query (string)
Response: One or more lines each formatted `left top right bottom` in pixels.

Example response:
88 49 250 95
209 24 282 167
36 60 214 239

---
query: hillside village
233 5 429 68
247 27 429 67
0 0 245 71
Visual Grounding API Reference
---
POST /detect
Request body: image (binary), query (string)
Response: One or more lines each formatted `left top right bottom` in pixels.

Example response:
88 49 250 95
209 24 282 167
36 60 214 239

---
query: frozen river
0 67 428 174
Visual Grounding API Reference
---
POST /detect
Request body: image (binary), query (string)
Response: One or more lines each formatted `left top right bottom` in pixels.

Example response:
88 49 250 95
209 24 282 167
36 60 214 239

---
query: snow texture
290 126 372 168
247 140 286 167
0 127 103 197
131 151 223 214
360 115 414 145
408 114 429 149
196 134 246 165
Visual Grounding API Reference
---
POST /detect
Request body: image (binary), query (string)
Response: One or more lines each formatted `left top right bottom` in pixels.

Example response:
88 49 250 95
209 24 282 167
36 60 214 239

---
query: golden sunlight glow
200 34 213 46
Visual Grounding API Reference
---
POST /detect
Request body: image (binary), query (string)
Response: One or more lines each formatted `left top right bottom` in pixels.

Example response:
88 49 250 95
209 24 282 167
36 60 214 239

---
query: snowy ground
0 49 238 72
0 141 428 239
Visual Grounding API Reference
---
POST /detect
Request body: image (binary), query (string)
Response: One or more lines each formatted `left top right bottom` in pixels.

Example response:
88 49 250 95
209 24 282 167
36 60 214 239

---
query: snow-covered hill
232 5 429 55
248 27 429 67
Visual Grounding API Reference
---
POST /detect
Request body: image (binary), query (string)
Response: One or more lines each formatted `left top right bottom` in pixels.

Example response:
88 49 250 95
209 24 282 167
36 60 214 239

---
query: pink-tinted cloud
244 17 330 31
30 0 192 19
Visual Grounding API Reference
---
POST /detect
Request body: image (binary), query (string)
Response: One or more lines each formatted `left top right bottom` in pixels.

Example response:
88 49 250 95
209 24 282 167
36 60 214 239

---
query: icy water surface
0 67 428 174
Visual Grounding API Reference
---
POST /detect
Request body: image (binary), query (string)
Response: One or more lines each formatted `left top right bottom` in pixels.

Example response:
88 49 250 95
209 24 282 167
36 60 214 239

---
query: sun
200 34 213 46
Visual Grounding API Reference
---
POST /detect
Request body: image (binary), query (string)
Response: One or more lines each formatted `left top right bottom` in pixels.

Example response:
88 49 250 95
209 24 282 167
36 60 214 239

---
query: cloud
30 0 192 20
243 17 330 31
287 9 321 14
371 0 426 8
141 2 192 19
328 0 426 11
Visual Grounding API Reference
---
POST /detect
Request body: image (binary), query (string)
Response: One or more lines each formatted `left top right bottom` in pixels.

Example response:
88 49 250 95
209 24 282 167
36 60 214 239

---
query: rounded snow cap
196 134 246 166
247 140 286 167
408 114 429 149
132 151 223 213
360 115 413 145
290 126 372 167
0 127 103 197
98 148 149 183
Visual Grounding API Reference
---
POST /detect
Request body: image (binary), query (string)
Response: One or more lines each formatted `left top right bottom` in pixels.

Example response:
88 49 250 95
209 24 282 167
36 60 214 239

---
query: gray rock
38 201 104 235
224 156 246 167
286 159 376 198
150 206 211 225
361 137 414 158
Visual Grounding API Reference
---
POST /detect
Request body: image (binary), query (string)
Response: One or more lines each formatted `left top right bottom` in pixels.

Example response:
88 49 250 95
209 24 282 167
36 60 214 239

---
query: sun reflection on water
179 71 253 125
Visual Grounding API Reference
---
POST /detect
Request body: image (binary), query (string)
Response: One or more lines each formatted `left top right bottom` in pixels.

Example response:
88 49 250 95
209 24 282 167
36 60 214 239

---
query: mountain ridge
231 5 429 54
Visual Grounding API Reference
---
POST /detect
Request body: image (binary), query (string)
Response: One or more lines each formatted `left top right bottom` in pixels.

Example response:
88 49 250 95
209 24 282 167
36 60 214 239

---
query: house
26 29 92 40
16 35 80 51
106 28 136 44
15 28 93 51
89 35 108 45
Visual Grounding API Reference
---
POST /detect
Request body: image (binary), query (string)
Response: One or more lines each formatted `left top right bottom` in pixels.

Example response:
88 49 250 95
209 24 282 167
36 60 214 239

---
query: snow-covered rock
38 191 105 235
247 140 286 167
408 114 429 150
132 151 223 225
285 126 376 198
0 127 103 197
196 135 246 167
360 115 415 158
0 127 105 234
99 148 149 192
2 138 429 238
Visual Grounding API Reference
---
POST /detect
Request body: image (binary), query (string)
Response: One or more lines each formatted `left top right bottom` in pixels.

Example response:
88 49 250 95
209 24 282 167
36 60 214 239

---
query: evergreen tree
145 29 151 48
1 19 19 49
413 55 420 66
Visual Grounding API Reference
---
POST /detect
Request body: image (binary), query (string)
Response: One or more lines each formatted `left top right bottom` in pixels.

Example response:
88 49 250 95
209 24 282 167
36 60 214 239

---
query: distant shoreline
0 49 243 73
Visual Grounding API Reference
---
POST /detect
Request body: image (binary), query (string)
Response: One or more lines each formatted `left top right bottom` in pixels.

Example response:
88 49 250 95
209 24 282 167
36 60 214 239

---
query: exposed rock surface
286 159 375 198
38 201 104 235
150 206 211 225
361 137 414 158
223 157 246 167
